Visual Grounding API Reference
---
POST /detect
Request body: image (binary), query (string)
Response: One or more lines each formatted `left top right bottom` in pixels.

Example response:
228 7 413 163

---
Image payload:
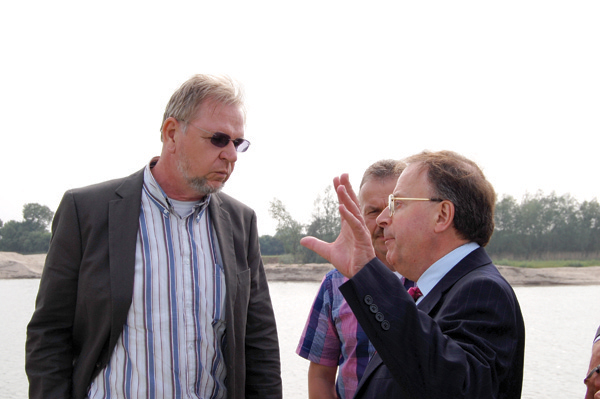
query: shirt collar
415 242 480 303
144 159 211 218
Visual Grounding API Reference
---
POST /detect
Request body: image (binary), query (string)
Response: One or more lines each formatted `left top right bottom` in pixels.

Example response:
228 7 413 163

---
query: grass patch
495 259 600 268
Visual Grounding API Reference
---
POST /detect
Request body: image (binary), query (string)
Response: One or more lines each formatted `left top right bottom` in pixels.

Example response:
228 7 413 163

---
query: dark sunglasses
185 122 251 153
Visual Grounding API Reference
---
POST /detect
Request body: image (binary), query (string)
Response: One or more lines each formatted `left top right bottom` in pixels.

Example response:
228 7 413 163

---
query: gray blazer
26 168 282 399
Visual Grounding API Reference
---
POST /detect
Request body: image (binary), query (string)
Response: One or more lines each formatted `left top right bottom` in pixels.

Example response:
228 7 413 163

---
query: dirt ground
2 252 599 286
264 263 600 286
0 252 45 279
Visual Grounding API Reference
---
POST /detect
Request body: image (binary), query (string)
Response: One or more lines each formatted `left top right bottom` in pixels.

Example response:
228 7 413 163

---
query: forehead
359 178 397 202
394 163 430 194
193 98 245 124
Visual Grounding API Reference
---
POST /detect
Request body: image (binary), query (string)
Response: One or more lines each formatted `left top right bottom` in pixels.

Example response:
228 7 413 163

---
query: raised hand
300 174 376 278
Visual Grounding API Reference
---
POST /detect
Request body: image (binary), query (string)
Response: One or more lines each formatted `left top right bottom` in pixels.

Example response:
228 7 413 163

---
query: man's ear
161 117 180 152
434 201 454 233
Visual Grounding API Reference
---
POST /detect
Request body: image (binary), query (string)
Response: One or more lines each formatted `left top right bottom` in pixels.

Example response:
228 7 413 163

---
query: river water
1 279 598 399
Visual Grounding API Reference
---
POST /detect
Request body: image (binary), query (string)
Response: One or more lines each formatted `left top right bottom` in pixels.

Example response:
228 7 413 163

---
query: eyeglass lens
210 132 250 152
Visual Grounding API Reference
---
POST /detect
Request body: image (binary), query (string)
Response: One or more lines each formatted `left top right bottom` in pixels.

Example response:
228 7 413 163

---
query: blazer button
369 304 379 313
364 295 373 305
375 312 384 322
381 320 390 331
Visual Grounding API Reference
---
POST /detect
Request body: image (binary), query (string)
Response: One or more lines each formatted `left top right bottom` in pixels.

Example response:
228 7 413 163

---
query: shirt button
375 312 385 322
381 320 390 331
364 295 373 305
369 304 379 314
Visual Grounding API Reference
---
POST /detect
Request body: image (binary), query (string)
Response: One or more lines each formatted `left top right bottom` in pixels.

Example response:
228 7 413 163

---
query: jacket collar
417 247 493 313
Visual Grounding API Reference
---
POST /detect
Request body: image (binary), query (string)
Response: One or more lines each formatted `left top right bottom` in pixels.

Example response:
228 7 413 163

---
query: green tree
23 203 54 230
579 199 600 253
488 192 600 259
259 235 285 256
268 199 304 261
0 203 54 254
302 186 341 263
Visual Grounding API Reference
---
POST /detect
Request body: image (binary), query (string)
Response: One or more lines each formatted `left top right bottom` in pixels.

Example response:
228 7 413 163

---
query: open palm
300 174 376 278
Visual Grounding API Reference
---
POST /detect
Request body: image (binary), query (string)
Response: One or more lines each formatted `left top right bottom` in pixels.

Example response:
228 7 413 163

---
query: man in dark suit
26 75 282 399
585 326 600 399
302 150 525 398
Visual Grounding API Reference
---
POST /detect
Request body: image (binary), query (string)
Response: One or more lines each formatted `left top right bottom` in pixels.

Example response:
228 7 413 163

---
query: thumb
300 236 330 263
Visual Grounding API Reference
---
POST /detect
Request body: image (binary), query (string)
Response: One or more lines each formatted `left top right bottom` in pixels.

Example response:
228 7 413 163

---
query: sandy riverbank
1 252 599 286
264 263 600 286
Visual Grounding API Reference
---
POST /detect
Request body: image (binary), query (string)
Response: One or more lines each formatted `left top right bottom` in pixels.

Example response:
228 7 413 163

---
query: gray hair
359 159 406 189
160 74 246 137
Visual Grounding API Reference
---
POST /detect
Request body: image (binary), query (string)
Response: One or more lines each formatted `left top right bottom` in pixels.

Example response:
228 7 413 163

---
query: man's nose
376 207 391 227
220 141 238 162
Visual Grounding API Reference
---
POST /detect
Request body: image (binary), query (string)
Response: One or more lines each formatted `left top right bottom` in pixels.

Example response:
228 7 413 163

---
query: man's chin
188 178 225 195
373 241 387 258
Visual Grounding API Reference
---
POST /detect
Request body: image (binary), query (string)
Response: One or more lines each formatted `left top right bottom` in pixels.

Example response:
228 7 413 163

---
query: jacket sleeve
340 258 524 399
26 191 83 399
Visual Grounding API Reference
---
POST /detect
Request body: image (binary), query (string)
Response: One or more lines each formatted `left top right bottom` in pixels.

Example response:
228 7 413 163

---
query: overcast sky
1 1 598 236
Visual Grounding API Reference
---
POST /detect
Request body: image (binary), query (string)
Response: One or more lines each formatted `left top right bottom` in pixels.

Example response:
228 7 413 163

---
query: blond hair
161 74 245 136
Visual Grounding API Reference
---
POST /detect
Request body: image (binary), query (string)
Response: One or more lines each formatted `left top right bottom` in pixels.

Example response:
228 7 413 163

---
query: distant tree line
486 192 600 259
261 186 341 263
262 190 600 263
2 192 599 260
0 203 53 254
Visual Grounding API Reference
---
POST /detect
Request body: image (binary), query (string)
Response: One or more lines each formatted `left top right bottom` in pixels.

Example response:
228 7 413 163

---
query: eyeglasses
388 194 444 217
185 122 251 153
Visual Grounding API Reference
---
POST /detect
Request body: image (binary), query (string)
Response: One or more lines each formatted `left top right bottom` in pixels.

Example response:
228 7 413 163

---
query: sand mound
1 252 599 286
264 263 600 286
0 252 45 279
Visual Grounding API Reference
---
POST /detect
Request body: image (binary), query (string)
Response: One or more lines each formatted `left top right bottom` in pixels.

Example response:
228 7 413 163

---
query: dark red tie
408 286 422 302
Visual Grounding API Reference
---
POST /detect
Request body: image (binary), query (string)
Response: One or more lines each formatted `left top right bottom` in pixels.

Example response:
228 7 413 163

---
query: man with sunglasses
26 75 282 399
301 150 525 398
296 159 411 399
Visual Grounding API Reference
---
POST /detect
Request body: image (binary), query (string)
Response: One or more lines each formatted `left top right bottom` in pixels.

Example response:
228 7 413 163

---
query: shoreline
2 252 599 286
264 263 600 286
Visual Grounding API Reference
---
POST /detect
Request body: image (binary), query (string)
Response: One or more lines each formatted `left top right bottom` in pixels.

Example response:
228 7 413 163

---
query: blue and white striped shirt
88 164 227 399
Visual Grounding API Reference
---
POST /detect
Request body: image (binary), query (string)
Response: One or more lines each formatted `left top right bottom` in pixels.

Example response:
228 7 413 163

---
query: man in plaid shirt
296 159 412 399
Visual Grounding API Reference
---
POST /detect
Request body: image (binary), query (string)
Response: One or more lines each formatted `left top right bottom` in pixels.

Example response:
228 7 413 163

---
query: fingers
337 204 376 269
336 181 362 223
339 174 360 205
300 236 331 263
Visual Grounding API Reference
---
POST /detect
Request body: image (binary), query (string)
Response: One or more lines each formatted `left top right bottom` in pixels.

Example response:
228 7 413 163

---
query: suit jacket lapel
108 168 144 351
209 195 238 304
417 247 492 314
208 194 238 381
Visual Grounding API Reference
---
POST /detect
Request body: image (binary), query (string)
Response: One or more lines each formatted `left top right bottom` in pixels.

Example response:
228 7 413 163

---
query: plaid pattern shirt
296 269 375 399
